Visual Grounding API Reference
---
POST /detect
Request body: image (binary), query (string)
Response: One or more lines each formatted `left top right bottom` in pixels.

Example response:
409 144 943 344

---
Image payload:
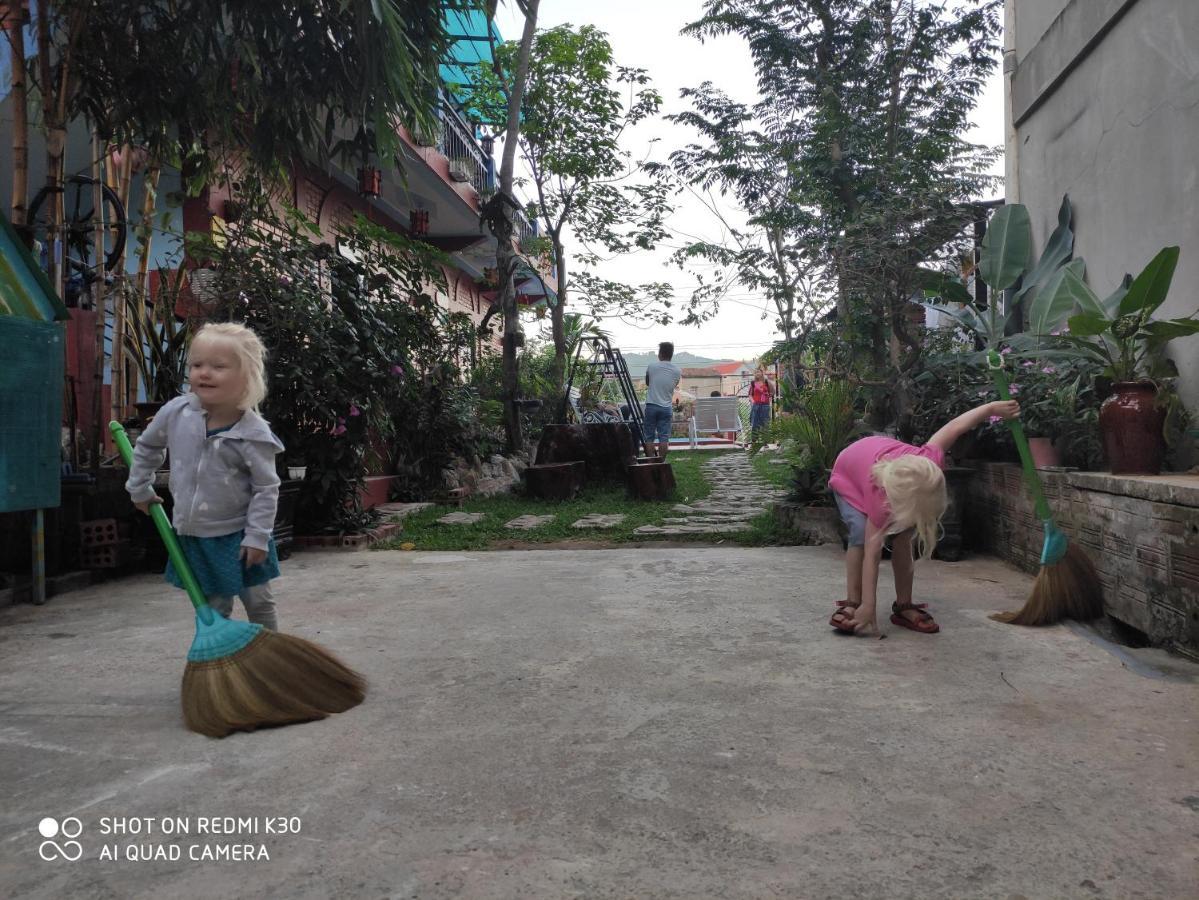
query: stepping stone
571 513 627 530
437 512 484 525
505 514 556 530
377 502 434 521
672 504 698 513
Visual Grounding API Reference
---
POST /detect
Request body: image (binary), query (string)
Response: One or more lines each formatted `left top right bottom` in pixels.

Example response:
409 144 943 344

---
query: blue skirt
165 531 280 598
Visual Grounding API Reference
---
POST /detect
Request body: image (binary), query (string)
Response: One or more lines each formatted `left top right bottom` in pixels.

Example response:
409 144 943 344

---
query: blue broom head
188 604 263 663
1040 518 1069 566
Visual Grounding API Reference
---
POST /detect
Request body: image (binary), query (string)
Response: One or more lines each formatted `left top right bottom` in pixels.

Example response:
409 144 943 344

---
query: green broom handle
109 421 209 612
985 351 1052 521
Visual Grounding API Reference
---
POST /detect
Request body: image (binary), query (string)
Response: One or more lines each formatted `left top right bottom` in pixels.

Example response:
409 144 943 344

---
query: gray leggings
208 582 278 631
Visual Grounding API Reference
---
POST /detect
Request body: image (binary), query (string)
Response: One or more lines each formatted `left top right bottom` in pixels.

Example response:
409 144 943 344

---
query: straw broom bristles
991 543 1104 626
182 630 366 738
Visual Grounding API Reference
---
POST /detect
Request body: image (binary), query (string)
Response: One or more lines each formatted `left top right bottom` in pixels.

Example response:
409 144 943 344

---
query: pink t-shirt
827 436 945 528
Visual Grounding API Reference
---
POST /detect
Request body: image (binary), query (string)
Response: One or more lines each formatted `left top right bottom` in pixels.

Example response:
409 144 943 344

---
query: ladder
560 336 646 452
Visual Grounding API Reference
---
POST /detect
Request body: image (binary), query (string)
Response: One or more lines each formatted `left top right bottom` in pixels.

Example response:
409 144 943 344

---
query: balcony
426 93 538 246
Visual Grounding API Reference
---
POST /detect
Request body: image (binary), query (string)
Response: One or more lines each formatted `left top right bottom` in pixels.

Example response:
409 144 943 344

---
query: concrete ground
0 546 1196 899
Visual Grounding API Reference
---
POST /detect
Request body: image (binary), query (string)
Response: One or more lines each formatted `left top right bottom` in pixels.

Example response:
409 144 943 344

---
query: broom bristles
182 630 366 738
991 543 1104 626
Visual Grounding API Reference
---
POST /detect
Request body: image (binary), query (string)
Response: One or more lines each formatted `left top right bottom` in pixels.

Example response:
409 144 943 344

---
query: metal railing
437 97 489 195
431 93 540 248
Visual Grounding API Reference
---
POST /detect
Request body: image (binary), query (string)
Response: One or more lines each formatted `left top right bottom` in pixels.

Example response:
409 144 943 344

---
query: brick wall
966 464 1199 659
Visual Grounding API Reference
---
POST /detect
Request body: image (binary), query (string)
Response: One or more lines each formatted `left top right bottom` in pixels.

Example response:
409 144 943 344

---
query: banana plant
921 196 1077 354
1044 246 1199 382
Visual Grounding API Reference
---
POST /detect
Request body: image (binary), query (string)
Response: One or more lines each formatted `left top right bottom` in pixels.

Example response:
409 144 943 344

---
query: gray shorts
833 491 868 547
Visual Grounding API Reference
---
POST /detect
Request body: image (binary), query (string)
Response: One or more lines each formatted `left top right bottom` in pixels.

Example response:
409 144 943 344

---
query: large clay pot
1098 382 1165 475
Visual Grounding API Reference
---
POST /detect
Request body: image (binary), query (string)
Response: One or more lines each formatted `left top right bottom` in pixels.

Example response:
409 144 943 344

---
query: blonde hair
871 455 947 558
190 322 268 411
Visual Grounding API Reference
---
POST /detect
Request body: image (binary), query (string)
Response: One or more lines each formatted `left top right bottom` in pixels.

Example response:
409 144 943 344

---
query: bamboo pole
90 133 107 473
106 147 135 422
3 2 29 227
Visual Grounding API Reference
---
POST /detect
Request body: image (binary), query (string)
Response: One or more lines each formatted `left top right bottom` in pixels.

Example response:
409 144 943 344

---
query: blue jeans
642 403 673 444
750 402 771 433
833 491 868 547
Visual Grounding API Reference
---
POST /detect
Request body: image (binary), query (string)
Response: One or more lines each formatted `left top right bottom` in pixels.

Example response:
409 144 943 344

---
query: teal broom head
187 604 262 663
1040 518 1069 566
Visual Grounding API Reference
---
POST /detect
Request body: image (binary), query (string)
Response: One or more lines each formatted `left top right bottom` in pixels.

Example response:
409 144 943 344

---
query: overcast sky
494 1 1004 361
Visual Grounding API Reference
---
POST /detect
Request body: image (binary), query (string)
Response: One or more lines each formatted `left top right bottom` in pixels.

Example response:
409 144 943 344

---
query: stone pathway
437 511 484 525
635 452 786 536
505 514 556 531
378 502 434 522
571 513 627 530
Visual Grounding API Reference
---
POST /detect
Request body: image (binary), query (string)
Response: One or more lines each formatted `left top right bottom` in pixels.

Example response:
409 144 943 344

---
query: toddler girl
827 399 1019 635
126 322 284 629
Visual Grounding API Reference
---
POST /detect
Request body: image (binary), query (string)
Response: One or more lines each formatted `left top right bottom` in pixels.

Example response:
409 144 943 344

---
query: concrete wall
1007 0 1199 410
967 463 1199 659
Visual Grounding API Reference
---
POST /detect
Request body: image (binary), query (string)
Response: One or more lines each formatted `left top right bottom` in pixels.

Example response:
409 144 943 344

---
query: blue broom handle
109 421 209 612
986 351 1052 521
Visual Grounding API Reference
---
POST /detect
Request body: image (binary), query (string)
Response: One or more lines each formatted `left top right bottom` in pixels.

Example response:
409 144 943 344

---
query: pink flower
1021 360 1035 368
987 415 1003 425
332 423 347 436
977 390 989 398
1041 365 1056 374
1008 384 1020 395
1000 347 1013 355
349 404 361 417
391 364 403 376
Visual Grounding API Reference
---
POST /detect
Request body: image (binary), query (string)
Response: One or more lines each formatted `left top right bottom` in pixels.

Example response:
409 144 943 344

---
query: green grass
750 447 795 490
375 451 779 551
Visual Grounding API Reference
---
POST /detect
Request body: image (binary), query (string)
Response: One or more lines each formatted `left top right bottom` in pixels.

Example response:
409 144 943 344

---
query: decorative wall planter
1099 382 1166 475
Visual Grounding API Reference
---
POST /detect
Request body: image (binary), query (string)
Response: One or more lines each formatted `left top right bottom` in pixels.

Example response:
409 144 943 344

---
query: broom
985 352 1103 625
111 421 366 737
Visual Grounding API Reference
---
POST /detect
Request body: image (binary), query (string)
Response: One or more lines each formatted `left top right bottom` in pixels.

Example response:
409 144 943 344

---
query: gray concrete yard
0 546 1196 899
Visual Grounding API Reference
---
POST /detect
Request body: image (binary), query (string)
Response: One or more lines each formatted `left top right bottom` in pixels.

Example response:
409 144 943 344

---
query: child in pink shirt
827 399 1019 635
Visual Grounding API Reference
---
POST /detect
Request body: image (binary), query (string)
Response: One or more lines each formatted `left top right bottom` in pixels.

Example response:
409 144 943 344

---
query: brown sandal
830 605 875 635
890 601 939 634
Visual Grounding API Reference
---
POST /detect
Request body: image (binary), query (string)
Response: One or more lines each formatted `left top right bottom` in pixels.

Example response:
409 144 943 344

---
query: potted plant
1045 246 1199 474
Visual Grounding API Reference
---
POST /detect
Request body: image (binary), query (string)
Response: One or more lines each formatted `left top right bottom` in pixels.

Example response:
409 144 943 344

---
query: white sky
495 0 1005 361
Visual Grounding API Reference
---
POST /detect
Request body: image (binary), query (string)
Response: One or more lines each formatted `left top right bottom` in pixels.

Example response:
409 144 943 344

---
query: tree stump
524 461 586 501
626 460 675 500
535 423 635 485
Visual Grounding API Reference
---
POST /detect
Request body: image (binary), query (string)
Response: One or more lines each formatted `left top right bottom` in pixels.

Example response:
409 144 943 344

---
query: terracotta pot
1098 382 1165 475
1028 436 1060 469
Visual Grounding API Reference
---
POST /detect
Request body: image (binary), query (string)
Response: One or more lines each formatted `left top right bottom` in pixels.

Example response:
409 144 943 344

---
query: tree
668 81 835 353
477 0 540 453
685 0 1002 429
44 0 458 187
462 24 672 388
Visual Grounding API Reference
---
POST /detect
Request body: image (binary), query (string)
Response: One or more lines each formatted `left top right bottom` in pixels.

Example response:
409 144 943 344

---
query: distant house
679 367 724 397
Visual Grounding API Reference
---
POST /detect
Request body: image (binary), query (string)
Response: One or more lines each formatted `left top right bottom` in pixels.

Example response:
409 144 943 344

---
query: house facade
1004 0 1199 408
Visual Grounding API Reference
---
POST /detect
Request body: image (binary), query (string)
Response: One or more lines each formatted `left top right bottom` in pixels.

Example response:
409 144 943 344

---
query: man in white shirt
643 342 682 459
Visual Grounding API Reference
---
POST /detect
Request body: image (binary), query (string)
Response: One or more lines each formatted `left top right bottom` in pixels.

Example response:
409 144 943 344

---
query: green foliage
1056 247 1199 382
977 204 1031 292
768 379 864 505
122 266 192 403
681 1 1003 429
456 24 673 332
59 0 458 186
196 193 486 532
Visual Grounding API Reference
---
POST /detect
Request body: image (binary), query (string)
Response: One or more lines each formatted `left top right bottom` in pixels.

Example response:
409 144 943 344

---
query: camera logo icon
38 817 83 862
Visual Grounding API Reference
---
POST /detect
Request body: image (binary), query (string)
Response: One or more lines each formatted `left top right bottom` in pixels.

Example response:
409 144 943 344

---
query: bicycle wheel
27 175 128 274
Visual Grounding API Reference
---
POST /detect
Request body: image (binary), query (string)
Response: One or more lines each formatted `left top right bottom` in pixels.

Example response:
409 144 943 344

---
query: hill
618 351 731 378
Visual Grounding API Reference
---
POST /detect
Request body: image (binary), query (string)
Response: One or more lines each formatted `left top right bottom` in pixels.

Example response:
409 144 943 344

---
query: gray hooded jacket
125 393 285 550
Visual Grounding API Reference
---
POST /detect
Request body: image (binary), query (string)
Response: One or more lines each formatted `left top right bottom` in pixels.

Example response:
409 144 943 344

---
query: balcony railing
428 92 540 249
437 96 489 195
